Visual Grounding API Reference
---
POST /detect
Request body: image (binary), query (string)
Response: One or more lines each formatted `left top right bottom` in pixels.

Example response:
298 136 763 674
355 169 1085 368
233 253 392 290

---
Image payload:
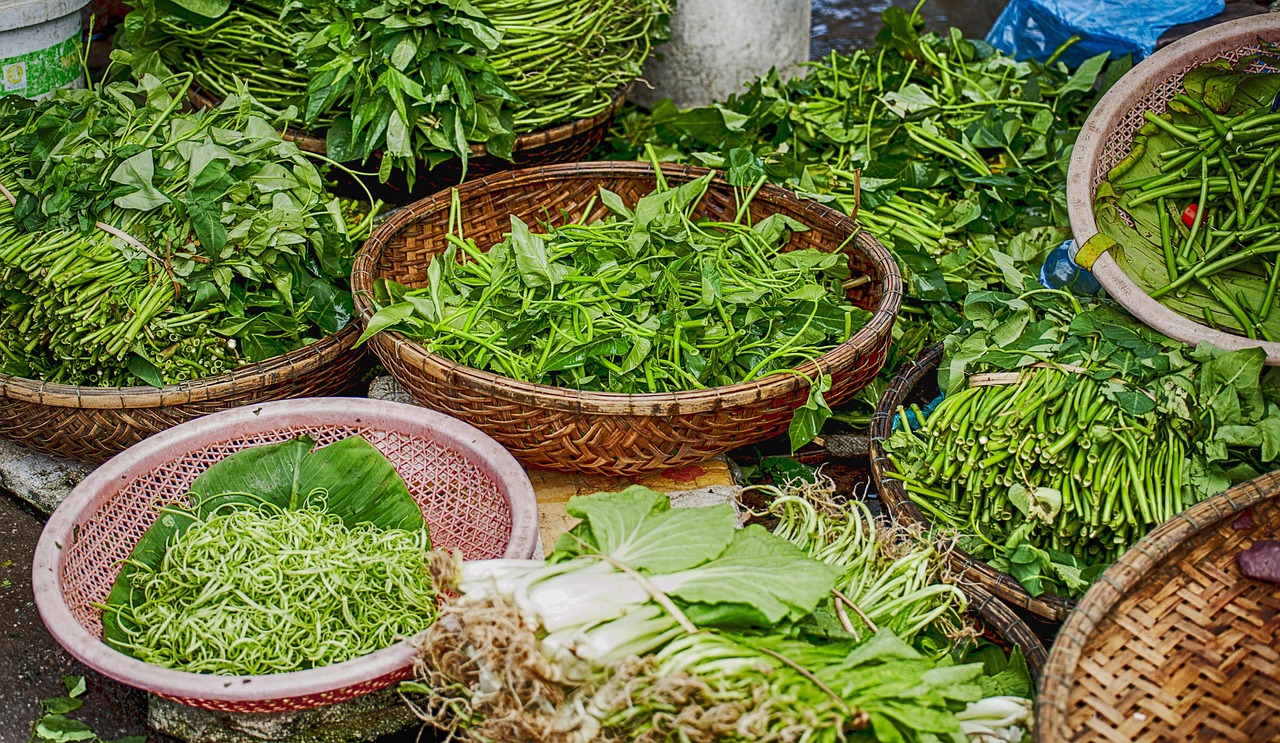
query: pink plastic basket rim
1067 14 1280 365
30 397 539 704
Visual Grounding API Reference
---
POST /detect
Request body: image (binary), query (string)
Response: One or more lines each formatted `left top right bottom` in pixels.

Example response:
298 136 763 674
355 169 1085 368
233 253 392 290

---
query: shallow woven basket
963 580 1049 682
31 397 539 713
0 324 369 464
189 84 631 204
870 344 1076 622
1036 469 1280 741
352 162 903 476
1068 14 1280 365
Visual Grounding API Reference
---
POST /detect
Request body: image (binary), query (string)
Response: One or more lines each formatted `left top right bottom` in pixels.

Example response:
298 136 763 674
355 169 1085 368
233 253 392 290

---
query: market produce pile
606 7 1126 418
118 0 668 184
0 69 370 388
102 435 437 675
883 274 1280 598
360 157 873 449
404 482 1034 743
1094 47 1280 341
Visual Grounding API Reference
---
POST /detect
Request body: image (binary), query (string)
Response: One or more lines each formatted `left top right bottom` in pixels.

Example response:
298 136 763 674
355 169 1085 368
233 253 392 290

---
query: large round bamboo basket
352 162 903 476
0 325 368 463
1037 469 1280 742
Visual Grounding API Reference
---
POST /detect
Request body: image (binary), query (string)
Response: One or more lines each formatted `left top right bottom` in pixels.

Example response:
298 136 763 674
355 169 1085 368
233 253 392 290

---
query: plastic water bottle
1038 239 1101 295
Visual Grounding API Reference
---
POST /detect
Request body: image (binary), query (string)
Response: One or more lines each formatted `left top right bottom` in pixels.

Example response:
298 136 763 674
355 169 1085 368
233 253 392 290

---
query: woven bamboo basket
189 84 631 204
1067 14 1280 365
963 580 1049 682
0 325 369 464
1036 469 1280 742
352 162 903 476
870 344 1076 622
31 397 540 713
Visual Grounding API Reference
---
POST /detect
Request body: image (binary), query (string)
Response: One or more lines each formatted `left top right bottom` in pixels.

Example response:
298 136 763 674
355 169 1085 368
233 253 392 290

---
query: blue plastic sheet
985 0 1226 67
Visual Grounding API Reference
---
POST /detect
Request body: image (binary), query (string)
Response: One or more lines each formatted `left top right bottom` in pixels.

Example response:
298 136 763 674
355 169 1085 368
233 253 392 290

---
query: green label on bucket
0 36 82 99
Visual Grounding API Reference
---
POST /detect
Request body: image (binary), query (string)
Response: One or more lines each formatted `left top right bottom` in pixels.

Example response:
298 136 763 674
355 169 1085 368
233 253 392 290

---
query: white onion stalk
957 696 1034 742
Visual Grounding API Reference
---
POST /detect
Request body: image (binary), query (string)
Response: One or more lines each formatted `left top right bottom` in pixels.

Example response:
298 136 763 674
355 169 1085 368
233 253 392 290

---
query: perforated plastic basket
1067 14 1280 365
31 398 539 713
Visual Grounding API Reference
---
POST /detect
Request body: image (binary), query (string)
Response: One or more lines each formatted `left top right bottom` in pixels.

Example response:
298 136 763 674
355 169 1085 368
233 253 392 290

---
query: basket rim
961 579 1049 682
1066 13 1280 365
1033 468 1280 740
0 322 360 410
350 161 904 416
869 344 1076 622
30 397 540 705
189 83 633 157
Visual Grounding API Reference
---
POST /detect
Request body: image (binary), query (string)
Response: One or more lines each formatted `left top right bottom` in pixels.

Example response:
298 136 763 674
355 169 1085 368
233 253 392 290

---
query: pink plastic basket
31 398 539 713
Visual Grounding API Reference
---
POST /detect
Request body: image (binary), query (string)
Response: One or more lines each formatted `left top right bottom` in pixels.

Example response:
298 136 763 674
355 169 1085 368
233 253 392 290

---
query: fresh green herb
0 66 366 387
884 280 1280 598
101 435 436 675
117 0 668 184
605 6 1117 419
404 481 1032 742
28 675 144 743
358 157 872 451
1095 48 1280 341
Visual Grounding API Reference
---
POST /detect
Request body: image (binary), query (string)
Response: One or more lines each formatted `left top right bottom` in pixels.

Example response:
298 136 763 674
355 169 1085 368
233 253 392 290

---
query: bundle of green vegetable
102 435 436 675
1093 49 1280 341
606 5 1123 420
358 157 872 450
0 66 367 388
882 278 1280 599
118 0 667 184
403 482 1034 742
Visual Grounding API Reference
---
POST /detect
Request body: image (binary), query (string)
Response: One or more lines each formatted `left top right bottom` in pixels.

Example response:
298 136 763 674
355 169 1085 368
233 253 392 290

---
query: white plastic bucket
0 0 86 99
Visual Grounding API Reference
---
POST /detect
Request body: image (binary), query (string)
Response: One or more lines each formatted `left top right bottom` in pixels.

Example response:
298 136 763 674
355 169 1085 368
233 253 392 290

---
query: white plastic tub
0 0 87 99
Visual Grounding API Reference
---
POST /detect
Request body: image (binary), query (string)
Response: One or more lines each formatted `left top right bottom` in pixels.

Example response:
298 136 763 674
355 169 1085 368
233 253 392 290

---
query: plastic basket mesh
62 425 512 641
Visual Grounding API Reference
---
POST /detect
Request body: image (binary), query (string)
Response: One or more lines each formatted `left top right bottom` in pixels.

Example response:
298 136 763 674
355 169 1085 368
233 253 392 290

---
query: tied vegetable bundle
1094 47 1280 341
0 70 365 388
358 159 873 450
403 482 1035 743
883 281 1280 599
607 5 1118 419
102 435 437 676
117 0 668 185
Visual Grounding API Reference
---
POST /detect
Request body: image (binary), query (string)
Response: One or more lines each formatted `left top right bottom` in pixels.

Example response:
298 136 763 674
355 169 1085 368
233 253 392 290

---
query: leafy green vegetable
605 6 1115 421
358 158 871 451
0 66 376 387
28 676 145 743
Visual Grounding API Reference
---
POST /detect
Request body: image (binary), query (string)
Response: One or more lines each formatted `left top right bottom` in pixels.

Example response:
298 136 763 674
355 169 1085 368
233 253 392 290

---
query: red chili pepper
1181 203 1198 228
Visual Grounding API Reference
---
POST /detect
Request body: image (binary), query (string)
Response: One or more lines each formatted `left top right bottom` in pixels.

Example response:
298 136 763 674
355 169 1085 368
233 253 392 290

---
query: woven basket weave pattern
0 325 368 463
1037 471 1280 742
870 344 1076 622
353 162 902 475
53 411 521 712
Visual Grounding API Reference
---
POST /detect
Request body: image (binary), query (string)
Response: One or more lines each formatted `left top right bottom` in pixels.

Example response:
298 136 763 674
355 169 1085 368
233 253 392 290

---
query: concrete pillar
633 0 810 110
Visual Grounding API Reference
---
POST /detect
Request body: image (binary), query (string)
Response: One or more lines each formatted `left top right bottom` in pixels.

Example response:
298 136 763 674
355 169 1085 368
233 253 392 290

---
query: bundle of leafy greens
403 482 1035 743
0 61 367 388
101 435 437 675
1092 47 1280 341
883 269 1280 598
119 0 516 185
605 4 1124 421
357 156 873 450
117 0 669 185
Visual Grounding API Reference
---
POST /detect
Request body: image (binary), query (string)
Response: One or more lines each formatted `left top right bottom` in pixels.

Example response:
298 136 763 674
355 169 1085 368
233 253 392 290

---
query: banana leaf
1095 61 1280 339
101 434 422 656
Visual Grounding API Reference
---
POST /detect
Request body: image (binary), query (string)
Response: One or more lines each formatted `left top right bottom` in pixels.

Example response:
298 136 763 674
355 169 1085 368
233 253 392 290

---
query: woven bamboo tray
352 162 903 476
189 84 631 204
1067 14 1280 365
870 344 1076 622
32 398 539 713
1036 469 1280 742
0 325 369 464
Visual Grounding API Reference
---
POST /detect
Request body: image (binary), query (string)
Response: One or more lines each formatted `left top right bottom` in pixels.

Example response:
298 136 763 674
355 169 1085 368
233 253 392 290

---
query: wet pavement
811 0 1006 59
